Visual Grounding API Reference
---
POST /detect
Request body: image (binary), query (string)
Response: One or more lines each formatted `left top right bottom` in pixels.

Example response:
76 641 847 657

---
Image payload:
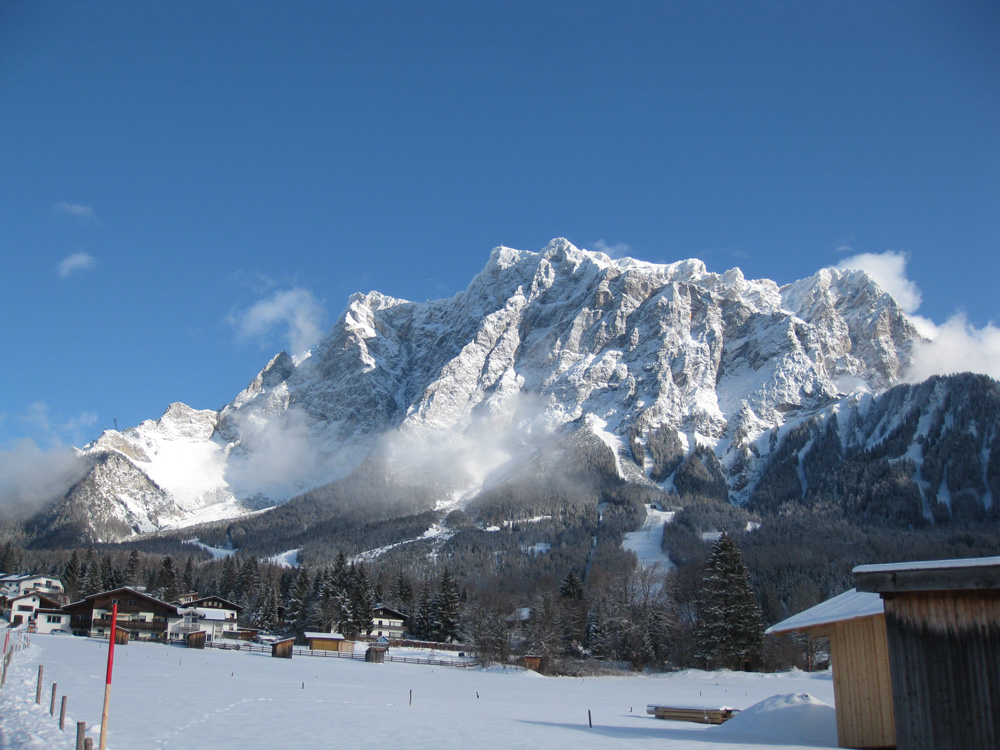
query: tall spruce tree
695 533 764 670
157 555 180 603
123 549 141 588
433 568 462 643
62 551 81 601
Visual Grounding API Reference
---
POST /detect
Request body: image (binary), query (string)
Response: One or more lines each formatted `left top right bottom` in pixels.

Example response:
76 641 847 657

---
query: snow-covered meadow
1 632 838 749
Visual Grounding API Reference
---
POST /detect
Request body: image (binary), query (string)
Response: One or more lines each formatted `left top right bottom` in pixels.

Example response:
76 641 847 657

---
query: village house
371 605 407 639
167 595 242 644
0 574 65 602
3 592 64 627
63 587 179 640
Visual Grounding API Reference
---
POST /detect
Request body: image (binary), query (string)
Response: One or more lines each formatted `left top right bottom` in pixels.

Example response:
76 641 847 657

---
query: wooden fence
201 640 478 667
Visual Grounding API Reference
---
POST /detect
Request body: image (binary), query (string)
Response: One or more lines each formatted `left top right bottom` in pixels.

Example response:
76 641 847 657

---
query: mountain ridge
22 239 953 545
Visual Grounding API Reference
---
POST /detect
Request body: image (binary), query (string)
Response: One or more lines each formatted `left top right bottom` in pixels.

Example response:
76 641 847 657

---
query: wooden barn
271 638 295 659
854 556 1000 750
303 632 355 653
185 631 206 649
767 588 895 749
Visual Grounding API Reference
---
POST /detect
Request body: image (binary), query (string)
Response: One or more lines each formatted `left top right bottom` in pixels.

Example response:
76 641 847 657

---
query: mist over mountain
10 240 998 561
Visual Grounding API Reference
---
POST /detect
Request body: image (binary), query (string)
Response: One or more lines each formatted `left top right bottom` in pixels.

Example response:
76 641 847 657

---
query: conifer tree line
2 533 780 674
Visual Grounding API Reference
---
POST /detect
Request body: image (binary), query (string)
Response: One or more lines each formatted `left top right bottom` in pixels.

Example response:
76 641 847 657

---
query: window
47 615 61 623
112 598 120 604
17 605 33 611
128 600 137 605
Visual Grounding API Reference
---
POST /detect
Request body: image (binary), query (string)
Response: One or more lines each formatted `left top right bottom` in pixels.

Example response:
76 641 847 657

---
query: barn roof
765 588 884 635
854 556 1000 593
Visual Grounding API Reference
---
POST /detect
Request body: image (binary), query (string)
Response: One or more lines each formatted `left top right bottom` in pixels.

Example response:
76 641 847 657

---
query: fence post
60 695 68 730
76 721 86 750
36 664 44 704
51 682 58 714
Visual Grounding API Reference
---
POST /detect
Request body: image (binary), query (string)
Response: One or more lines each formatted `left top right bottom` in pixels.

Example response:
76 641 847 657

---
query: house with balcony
371 605 407 639
63 587 179 640
167 595 242 644
0 574 65 602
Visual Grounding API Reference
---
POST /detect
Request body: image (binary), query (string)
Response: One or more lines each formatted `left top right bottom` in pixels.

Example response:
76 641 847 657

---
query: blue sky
1 0 998 452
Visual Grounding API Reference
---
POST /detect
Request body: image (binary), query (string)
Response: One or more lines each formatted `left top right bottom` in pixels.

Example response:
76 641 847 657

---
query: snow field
1 633 838 749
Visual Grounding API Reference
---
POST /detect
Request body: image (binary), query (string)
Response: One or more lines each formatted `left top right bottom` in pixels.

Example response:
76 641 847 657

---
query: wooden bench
646 704 739 724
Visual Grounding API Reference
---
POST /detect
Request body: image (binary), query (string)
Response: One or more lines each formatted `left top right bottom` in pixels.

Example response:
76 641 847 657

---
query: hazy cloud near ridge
58 251 96 279
228 287 326 356
839 250 1000 381
837 250 921 314
0 439 89 521
592 239 633 259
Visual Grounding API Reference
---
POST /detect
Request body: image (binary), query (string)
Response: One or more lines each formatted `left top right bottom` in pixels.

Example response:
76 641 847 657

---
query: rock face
35 239 947 542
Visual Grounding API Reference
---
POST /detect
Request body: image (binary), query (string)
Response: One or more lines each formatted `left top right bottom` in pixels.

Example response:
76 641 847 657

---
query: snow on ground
0 632 837 749
621 506 675 571
182 538 237 560
267 549 301 568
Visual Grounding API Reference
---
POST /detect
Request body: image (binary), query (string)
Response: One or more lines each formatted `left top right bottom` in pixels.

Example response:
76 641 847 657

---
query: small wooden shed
365 637 389 664
854 556 1000 750
271 638 295 659
767 588 894 749
185 631 206 649
304 632 354 653
114 628 131 646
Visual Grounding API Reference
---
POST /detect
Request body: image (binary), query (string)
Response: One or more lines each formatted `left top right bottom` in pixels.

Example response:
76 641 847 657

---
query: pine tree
123 549 141 588
80 545 103 598
218 555 238 599
414 582 434 640
157 555 180 603
182 557 196 594
433 568 462 643
100 554 116 591
346 564 375 638
695 533 764 671
287 567 312 634
62 551 81 601
391 571 414 617
558 571 589 651
235 557 261 606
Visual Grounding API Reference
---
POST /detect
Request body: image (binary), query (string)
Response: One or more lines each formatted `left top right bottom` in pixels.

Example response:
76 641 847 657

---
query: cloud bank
837 250 921 314
0 439 89 521
838 250 1000 381
228 288 326 356
58 251 96 279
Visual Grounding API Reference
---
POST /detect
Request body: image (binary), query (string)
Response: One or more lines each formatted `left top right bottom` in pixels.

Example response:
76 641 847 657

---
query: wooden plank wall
884 591 1000 750
826 615 895 749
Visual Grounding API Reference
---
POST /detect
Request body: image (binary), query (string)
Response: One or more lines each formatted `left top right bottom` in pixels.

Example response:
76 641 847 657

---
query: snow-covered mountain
34 239 945 543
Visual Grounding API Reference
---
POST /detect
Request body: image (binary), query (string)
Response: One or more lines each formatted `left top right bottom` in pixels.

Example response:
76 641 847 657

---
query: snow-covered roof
853 556 1000 574
766 588 883 635
303 632 345 640
854 555 1000 593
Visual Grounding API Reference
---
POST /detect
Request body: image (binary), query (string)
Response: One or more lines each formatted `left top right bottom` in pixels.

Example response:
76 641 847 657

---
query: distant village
0 571 407 652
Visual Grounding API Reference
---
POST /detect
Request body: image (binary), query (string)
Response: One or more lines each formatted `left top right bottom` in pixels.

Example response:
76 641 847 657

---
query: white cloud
904 314 1000 382
53 202 98 222
228 287 326 355
0 439 89 521
837 250 922 314
58 251 96 279
835 250 1000 381
592 239 633 259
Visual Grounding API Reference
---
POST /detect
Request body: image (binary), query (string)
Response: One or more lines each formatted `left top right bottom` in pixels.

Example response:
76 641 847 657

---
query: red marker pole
99 603 117 750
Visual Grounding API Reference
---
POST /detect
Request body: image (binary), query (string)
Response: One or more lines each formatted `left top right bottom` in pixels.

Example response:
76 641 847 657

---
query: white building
371 606 407 639
167 595 241 644
0 574 65 601
3 592 64 627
